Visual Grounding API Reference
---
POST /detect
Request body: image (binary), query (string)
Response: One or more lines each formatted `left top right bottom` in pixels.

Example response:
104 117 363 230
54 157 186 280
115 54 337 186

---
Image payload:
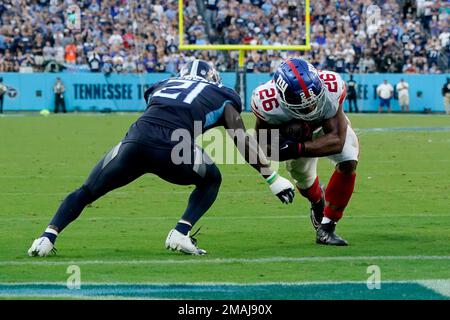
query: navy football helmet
273 58 325 121
179 59 221 85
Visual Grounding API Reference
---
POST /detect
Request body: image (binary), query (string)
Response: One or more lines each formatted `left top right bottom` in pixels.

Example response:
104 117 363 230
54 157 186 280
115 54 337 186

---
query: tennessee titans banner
0 72 447 113
0 73 235 112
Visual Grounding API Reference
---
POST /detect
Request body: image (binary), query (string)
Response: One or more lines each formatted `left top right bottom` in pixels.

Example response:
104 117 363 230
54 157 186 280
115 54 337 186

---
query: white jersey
377 83 393 99
251 70 347 125
396 81 409 97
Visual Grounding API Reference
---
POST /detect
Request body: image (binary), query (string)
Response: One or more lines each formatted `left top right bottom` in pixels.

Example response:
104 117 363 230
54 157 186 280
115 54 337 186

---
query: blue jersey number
153 79 209 104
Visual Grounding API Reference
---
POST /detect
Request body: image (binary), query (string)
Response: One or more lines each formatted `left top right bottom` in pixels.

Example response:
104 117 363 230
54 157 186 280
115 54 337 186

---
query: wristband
266 171 278 184
298 142 305 156
278 141 305 161
45 227 59 236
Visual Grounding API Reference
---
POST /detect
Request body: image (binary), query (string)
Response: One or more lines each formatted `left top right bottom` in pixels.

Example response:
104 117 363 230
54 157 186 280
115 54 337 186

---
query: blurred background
0 0 448 113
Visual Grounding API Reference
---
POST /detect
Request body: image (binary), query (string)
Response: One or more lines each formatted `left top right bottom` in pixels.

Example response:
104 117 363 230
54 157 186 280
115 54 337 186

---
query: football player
251 58 359 246
28 59 295 257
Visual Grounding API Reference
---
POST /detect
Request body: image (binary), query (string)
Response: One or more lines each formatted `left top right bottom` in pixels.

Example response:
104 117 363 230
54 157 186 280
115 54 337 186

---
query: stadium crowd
0 0 448 74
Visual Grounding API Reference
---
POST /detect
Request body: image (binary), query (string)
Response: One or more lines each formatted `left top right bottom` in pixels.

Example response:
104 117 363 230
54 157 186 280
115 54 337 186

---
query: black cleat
316 222 348 246
310 186 325 230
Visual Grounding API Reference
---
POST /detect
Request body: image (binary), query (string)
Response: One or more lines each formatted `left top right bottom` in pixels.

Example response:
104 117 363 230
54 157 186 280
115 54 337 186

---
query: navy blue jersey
143 77 241 132
123 77 241 148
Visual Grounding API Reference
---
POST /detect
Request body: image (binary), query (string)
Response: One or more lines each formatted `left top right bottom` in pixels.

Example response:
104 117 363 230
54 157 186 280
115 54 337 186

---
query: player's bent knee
201 165 222 188
79 184 98 204
337 160 358 175
209 166 222 186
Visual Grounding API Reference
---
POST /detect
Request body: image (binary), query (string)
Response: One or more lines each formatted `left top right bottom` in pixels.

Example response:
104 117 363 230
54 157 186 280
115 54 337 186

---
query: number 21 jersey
140 77 242 135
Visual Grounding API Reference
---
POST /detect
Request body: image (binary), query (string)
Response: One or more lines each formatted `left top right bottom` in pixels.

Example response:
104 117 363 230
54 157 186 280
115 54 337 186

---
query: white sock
178 219 192 227
45 227 59 236
321 217 332 224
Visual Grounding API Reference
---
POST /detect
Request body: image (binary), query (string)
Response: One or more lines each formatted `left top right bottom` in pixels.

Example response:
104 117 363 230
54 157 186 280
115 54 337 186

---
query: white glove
28 237 55 257
266 172 295 204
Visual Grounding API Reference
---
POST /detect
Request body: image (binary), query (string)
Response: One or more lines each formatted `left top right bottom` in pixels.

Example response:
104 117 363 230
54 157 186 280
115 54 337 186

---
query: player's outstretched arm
254 116 274 155
222 104 295 204
302 105 348 157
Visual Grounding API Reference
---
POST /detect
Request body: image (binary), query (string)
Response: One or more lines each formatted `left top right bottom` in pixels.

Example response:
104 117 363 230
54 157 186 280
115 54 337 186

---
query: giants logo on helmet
300 88 317 103
275 75 288 93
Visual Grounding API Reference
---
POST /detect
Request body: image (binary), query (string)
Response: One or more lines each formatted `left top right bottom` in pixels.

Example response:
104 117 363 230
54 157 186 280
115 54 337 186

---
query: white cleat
165 229 206 255
28 237 55 257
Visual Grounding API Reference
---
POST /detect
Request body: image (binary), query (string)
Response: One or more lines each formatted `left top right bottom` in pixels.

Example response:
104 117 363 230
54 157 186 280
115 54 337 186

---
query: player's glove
278 140 305 161
266 172 295 204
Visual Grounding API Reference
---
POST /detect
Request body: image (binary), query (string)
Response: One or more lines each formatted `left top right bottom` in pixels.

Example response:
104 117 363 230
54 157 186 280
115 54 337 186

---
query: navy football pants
49 141 222 232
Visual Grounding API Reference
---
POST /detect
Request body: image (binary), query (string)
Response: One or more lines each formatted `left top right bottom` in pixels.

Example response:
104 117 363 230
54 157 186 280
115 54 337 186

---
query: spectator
65 42 77 64
101 55 113 75
54 41 65 65
123 56 137 73
108 30 124 50
42 41 55 65
87 50 102 72
53 77 66 114
0 0 447 74
19 51 35 73
377 80 394 113
204 0 219 29
443 77 450 115
0 77 6 113
32 34 45 71
396 78 410 112
347 74 358 113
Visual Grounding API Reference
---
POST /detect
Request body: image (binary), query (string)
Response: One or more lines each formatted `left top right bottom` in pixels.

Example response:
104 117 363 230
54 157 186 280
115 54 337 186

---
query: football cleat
310 185 325 230
28 237 57 257
165 229 207 255
316 222 348 246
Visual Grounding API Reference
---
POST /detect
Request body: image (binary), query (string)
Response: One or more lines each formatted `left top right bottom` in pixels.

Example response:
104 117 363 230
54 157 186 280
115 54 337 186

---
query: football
279 120 313 142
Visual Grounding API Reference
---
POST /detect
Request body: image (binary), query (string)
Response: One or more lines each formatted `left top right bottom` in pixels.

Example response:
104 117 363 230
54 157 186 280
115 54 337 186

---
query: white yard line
417 280 450 298
1 279 449 286
0 214 449 222
1 187 449 196
1 255 450 266
0 171 448 179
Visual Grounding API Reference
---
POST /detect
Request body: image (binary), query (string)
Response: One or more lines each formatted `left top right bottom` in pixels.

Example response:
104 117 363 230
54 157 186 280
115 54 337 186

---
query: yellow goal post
178 0 311 67
178 0 311 107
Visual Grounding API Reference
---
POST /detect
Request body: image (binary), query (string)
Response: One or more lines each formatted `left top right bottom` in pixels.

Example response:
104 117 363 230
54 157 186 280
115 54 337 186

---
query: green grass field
0 113 449 299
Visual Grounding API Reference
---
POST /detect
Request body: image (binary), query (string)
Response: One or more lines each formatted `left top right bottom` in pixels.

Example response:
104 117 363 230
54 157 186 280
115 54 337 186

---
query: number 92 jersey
251 70 347 125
